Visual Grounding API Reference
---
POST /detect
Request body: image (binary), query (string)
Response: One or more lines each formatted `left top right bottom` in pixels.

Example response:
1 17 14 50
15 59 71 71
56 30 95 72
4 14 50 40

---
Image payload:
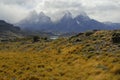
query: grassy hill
0 30 120 80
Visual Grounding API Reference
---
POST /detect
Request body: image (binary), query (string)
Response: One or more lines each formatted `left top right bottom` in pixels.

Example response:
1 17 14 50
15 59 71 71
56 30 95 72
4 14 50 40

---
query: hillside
0 20 22 41
0 30 120 80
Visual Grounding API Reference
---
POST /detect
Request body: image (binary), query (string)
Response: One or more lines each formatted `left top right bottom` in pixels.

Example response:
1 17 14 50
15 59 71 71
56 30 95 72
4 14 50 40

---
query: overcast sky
0 0 120 23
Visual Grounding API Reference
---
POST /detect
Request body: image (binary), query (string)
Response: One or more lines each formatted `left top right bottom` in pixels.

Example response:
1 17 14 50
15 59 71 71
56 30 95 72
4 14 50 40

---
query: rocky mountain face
17 11 120 33
0 20 22 41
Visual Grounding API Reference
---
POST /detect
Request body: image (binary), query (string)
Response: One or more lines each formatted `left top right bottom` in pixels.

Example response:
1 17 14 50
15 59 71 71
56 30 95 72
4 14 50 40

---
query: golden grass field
0 30 120 80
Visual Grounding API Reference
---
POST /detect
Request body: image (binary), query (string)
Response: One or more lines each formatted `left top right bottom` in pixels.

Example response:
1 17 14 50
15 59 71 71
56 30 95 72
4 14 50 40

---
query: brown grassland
0 30 120 80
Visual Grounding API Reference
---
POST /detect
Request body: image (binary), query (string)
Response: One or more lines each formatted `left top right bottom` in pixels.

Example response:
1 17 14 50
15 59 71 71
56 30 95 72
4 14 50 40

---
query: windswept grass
0 30 120 80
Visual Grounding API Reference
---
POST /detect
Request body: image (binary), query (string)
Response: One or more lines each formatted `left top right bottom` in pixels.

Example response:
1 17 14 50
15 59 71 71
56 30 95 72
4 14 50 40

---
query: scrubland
0 30 120 80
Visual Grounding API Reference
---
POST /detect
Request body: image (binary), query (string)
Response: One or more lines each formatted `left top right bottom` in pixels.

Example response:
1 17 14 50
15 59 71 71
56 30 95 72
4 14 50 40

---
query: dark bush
112 32 120 43
29 76 39 80
75 39 81 42
70 33 83 39
1 39 9 43
76 33 84 36
85 31 94 36
33 36 40 43
43 37 48 40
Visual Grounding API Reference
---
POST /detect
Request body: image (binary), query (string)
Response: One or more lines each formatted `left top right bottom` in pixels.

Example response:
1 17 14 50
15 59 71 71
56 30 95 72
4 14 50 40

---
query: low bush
33 36 40 43
112 32 120 43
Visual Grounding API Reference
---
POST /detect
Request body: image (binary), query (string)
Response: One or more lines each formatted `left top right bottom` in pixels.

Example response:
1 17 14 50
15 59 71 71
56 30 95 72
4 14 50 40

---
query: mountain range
17 11 120 33
0 11 120 40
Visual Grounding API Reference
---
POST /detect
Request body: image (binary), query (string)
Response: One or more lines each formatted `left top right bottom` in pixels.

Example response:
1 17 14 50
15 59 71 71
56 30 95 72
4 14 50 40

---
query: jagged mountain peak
28 11 38 18
60 11 73 22
20 11 52 24
39 12 46 17
37 12 51 23
21 10 39 23
38 12 50 19
64 11 72 18
75 12 90 21
28 11 47 19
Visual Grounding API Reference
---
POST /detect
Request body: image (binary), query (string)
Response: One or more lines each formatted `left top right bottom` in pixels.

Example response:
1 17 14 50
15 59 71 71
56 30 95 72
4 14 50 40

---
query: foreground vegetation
0 30 120 80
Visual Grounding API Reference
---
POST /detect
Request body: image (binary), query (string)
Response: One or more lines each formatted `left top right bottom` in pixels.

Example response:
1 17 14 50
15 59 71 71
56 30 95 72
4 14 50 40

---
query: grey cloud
0 3 29 23
0 0 33 5
0 0 120 23
44 1 82 8
0 0 38 9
